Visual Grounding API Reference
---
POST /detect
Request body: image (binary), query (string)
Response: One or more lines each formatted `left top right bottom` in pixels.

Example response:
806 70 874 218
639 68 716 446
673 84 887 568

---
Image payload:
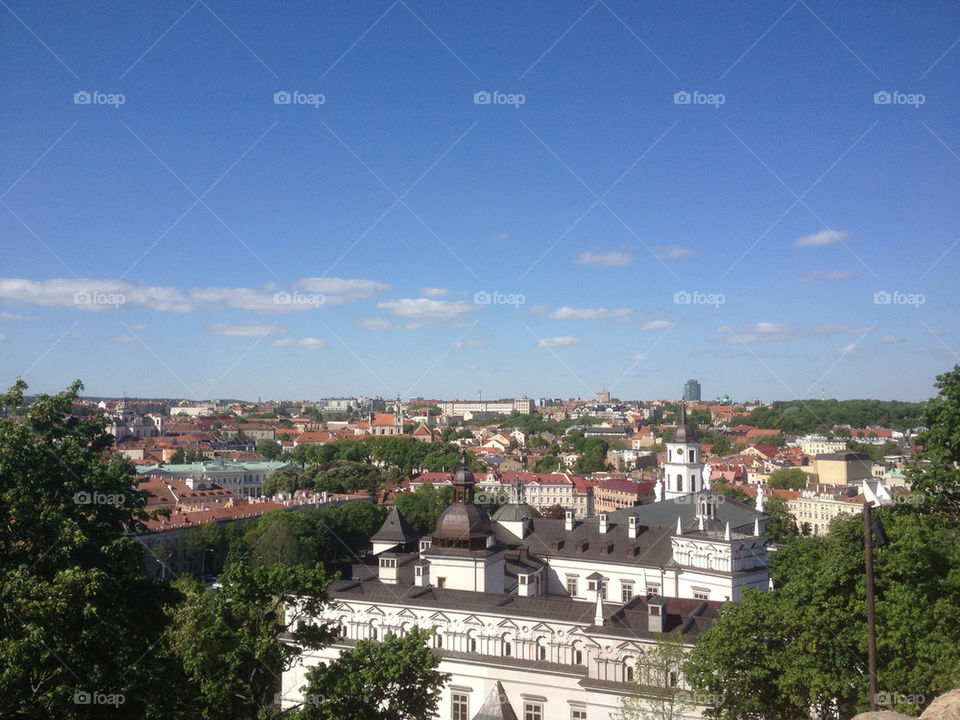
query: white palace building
281 409 770 719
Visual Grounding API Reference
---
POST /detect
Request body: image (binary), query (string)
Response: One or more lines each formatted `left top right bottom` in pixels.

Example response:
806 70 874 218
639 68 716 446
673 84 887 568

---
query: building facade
281 455 769 719
438 398 535 417
682 380 701 403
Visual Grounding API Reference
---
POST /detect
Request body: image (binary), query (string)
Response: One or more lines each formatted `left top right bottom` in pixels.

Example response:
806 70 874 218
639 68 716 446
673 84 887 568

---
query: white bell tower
663 403 703 501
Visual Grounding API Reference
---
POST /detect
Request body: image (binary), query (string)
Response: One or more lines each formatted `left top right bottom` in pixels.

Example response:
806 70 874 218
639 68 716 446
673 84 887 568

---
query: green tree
393 483 452 536
0 380 175 718
763 494 799 544
292 628 448 720
908 365 960 519
185 448 207 463
167 554 337 720
686 509 960 718
170 447 186 463
708 433 732 455
767 468 808 490
712 483 749 504
541 504 567 519
257 439 282 459
614 633 696 720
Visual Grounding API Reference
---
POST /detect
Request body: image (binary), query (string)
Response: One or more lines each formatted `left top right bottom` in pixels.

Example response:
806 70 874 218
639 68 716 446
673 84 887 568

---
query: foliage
170 447 186 463
707 433 732 455
291 628 448 720
745 399 924 434
763 495 799 545
393 483 453 536
0 380 174 718
257 439 283 459
767 468 808 491
686 508 960 718
541 504 567 519
614 633 695 720
167 555 337 720
849 441 901 463
908 365 960 519
712 483 748 504
574 436 609 473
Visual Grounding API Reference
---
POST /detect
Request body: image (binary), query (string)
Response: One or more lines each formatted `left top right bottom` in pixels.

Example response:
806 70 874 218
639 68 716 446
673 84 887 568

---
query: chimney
648 596 666 633
414 560 429 587
628 515 639 539
724 521 731 541
599 513 608 534
565 510 575 531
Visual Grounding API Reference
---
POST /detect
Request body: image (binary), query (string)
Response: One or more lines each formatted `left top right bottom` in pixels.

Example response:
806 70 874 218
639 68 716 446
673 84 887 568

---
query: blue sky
1 1 958 402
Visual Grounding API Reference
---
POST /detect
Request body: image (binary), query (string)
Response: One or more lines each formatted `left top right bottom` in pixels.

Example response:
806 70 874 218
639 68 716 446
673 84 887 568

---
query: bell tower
663 403 704 501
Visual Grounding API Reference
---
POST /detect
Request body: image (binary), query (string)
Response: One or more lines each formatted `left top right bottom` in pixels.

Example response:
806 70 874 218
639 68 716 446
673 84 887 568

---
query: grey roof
815 452 871 461
472 682 518 720
606 492 765 535
371 507 420 544
491 503 542 522
326 578 720 639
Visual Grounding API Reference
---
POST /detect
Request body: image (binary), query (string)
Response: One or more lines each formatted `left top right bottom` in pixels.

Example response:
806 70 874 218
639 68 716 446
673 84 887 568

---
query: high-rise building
595 385 610 403
683 378 701 402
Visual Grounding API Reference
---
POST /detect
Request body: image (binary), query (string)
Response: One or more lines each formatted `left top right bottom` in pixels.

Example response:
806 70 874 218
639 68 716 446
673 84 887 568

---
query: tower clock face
676 448 683 456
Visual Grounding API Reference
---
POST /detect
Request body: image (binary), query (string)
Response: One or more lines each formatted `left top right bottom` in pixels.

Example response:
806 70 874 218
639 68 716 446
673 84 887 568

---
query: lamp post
201 547 214 578
156 553 173 580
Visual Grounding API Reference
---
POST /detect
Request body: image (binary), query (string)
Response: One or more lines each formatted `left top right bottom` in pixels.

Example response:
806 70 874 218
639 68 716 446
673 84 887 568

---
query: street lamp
156 553 173 580
201 547 214 578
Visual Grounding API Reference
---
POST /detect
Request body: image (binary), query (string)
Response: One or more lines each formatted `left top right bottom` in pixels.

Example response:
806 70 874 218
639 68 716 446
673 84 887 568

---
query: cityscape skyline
2 2 958 402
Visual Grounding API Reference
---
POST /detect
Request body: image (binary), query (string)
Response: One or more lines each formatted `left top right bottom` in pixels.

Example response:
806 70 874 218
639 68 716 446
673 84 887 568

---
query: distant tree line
744 399 925 434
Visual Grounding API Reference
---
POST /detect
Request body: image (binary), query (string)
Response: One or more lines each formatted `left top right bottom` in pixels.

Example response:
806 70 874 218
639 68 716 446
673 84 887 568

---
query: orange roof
372 413 397 426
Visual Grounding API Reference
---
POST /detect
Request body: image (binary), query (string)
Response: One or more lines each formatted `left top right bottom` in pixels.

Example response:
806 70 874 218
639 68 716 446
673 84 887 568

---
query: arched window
626 664 634 682
676 474 683 492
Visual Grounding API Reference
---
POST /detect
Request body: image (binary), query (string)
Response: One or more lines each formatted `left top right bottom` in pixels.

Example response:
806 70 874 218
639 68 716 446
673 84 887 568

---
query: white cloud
538 336 584 348
0 332 6 341
294 278 390 304
270 337 326 349
721 322 871 344
358 317 396 331
0 277 389 313
377 298 474 326
108 335 138 343
801 270 853 282
541 306 632 321
881 334 905 343
573 250 633 267
207 324 283 337
641 320 674 331
630 354 647 362
0 312 35 321
419 287 449 298
837 343 859 356
454 340 486 349
652 245 695 260
128 323 148 330
794 230 849 248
